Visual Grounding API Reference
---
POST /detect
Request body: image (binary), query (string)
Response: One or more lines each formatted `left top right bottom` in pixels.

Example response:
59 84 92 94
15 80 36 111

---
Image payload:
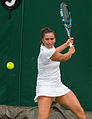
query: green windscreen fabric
0 0 23 105
0 0 92 111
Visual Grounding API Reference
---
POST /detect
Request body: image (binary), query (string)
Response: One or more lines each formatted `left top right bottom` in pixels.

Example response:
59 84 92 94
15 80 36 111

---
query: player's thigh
55 91 83 114
38 96 53 117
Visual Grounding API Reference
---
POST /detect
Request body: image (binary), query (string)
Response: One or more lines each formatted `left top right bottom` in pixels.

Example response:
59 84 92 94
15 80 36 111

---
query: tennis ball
7 62 14 70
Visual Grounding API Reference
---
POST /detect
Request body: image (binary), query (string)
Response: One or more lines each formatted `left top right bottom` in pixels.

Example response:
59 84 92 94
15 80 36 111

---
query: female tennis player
34 27 86 119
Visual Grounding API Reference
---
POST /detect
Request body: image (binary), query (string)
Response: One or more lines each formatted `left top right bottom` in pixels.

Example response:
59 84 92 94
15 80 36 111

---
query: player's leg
55 91 86 119
37 96 53 119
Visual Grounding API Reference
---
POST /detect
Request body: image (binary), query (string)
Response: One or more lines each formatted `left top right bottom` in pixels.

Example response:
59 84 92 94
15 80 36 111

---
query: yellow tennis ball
7 62 14 70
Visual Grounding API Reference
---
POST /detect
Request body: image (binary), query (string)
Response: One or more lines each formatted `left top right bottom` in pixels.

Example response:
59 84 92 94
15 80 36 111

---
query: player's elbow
61 54 71 61
50 51 71 62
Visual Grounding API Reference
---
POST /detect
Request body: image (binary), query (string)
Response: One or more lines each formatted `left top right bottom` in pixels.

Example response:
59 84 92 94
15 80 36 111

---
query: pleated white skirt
34 77 70 102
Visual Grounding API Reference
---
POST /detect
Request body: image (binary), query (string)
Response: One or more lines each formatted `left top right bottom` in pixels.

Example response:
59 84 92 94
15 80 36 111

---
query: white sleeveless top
34 45 70 102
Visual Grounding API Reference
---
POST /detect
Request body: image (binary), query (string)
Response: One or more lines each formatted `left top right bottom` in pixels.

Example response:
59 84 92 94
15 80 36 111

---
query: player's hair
40 27 55 44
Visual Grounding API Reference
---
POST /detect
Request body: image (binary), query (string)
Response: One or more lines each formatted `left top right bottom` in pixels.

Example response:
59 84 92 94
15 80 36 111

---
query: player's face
42 32 56 48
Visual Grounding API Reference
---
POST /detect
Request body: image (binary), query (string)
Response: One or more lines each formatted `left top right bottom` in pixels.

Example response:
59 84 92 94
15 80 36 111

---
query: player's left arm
56 37 73 52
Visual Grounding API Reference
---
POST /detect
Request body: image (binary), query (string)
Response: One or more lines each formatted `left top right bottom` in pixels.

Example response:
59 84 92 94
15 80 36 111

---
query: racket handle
69 42 72 47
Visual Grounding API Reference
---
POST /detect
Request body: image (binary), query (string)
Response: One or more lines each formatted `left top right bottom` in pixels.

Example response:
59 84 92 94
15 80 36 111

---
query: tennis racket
60 2 73 47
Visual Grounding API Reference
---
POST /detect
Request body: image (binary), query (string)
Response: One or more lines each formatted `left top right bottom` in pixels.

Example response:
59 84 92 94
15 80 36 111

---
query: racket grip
69 42 72 47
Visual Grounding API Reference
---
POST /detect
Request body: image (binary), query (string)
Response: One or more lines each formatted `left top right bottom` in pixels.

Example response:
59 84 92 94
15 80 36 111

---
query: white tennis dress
34 45 70 102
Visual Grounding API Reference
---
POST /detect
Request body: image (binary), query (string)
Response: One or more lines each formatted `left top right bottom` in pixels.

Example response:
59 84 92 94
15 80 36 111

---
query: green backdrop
0 0 92 111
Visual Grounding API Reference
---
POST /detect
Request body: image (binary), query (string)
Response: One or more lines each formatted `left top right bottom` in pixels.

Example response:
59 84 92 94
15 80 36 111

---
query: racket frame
60 3 72 47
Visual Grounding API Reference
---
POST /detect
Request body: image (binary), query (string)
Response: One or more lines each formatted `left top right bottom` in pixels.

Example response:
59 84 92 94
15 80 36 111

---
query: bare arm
56 42 68 52
56 38 74 53
50 45 75 61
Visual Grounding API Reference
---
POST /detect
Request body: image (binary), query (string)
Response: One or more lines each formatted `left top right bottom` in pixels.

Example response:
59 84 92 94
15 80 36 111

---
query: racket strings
61 5 71 31
60 2 72 38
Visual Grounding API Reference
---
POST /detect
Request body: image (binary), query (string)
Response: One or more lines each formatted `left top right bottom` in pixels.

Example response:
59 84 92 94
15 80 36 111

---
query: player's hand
69 45 75 54
66 37 74 47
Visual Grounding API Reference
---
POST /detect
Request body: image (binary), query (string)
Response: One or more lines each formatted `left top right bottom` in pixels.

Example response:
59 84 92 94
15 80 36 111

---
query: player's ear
42 38 45 44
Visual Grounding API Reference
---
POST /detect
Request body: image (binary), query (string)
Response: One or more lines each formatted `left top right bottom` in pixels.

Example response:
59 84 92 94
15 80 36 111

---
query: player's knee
76 107 85 118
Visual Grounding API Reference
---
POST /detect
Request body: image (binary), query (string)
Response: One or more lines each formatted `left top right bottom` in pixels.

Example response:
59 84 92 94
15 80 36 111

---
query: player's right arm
50 45 75 61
